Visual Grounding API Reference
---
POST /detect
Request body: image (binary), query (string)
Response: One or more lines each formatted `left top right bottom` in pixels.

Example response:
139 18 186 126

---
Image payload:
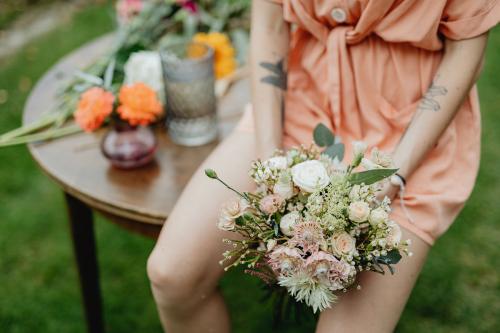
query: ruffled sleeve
440 0 500 40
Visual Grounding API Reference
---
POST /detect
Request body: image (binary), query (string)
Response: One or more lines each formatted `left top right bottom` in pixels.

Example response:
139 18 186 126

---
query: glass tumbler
160 42 218 146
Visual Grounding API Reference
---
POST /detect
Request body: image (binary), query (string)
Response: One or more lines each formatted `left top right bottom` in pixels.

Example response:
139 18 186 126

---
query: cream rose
279 211 301 236
369 207 389 227
331 232 356 257
291 160 330 193
266 156 288 170
348 201 370 223
386 220 402 246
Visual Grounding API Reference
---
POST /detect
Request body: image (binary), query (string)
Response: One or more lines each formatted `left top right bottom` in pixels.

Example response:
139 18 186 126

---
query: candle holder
160 41 218 146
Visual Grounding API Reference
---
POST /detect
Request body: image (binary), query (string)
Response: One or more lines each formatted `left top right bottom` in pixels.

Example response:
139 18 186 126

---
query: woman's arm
250 0 289 158
392 33 489 183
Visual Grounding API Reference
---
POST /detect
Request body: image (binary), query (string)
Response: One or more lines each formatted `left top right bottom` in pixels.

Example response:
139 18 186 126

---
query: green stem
0 113 64 141
0 125 82 147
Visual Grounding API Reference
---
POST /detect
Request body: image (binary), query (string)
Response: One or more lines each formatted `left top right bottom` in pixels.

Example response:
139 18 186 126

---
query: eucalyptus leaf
348 168 398 185
376 249 402 265
323 143 345 161
313 123 335 147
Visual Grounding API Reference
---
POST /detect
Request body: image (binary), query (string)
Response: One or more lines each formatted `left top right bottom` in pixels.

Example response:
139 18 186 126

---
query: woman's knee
147 246 215 308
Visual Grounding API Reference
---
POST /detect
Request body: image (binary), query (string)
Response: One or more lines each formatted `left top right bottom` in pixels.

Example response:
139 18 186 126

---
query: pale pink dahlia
289 221 325 253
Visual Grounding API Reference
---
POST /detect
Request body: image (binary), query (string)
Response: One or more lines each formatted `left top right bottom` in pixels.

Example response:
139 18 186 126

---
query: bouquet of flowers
206 124 411 313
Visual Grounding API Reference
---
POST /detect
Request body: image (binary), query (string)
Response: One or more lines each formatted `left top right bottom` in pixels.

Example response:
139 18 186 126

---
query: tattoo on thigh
418 81 448 112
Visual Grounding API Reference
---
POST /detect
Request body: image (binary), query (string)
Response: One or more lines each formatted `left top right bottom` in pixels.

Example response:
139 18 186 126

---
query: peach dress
239 0 500 245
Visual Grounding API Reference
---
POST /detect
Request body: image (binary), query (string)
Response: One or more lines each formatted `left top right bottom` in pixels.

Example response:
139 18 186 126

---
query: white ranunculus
386 220 402 247
331 232 356 257
291 160 330 193
280 211 301 236
266 156 288 170
348 201 370 223
368 207 389 227
124 51 165 103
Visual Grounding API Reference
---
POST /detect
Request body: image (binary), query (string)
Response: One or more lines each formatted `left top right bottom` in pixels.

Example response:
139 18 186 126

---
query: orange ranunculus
74 87 115 132
117 83 163 126
192 32 237 79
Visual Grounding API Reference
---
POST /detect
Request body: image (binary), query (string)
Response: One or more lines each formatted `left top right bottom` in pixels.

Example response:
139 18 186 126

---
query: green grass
0 4 499 332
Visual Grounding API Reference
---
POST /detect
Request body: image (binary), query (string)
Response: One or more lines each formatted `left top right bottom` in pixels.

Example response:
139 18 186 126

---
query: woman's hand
375 180 400 203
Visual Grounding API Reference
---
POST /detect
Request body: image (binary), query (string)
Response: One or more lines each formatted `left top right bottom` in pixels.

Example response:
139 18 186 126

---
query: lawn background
0 3 499 332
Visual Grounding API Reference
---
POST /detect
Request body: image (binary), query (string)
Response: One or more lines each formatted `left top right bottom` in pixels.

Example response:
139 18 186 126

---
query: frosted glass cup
160 42 218 146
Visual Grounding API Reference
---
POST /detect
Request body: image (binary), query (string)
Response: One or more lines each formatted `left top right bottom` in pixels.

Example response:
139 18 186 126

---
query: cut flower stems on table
206 124 411 314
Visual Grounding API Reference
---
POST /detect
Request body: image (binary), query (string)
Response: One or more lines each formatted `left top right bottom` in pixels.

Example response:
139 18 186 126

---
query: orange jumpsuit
240 0 500 244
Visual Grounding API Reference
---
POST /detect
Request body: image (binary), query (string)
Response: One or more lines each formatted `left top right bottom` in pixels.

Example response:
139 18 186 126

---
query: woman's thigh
148 129 256 294
316 227 430 333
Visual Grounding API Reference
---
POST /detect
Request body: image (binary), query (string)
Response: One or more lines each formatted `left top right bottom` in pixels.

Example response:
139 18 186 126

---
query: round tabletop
23 34 250 236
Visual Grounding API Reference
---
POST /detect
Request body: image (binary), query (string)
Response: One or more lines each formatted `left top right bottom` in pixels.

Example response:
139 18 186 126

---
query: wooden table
22 35 250 333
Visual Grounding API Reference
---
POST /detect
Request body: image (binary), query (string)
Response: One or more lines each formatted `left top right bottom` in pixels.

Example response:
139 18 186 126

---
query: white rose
386 220 402 247
124 51 165 103
348 201 370 223
369 207 389 227
331 232 356 257
291 160 330 193
280 211 301 236
266 156 288 170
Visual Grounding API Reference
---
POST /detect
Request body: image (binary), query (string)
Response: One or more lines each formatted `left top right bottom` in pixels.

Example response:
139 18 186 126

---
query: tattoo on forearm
259 59 287 91
260 58 287 122
418 81 448 112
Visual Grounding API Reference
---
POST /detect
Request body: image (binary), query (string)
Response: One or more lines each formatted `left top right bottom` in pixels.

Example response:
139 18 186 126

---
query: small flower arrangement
74 82 163 132
206 124 411 313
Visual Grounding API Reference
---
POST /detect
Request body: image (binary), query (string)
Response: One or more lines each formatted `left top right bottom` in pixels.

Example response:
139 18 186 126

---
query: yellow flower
192 32 237 79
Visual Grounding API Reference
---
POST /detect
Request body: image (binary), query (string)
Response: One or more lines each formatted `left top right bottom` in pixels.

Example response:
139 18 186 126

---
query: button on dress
242 0 500 244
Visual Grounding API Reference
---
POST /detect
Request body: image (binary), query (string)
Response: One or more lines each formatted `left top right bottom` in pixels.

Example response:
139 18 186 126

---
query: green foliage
348 168 398 185
313 123 335 147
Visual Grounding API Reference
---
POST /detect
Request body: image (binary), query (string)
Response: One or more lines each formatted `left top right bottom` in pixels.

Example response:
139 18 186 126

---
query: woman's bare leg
316 227 430 333
147 130 256 333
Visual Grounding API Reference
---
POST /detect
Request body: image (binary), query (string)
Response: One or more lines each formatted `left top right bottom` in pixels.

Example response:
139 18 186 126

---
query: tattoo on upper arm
259 59 287 91
418 81 448 112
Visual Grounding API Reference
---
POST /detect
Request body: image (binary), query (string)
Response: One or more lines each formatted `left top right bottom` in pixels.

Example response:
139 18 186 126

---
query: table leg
65 193 105 333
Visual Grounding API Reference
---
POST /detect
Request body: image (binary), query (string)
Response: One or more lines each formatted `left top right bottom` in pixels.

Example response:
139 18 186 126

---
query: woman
147 1 499 332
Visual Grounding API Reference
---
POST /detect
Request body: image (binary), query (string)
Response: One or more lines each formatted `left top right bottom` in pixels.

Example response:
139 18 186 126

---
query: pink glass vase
101 124 157 169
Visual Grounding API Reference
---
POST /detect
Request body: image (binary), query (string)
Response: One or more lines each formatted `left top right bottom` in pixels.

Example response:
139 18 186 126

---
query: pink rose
259 194 284 214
